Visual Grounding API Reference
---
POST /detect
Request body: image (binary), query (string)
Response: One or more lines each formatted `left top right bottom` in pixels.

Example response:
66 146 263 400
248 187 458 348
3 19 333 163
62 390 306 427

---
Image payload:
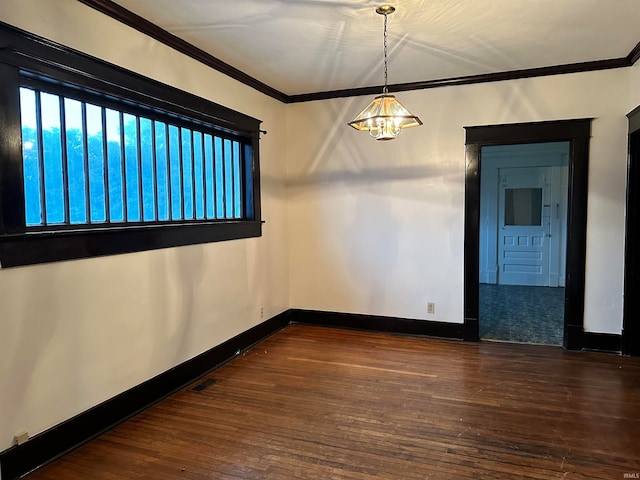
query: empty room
1 0 639 479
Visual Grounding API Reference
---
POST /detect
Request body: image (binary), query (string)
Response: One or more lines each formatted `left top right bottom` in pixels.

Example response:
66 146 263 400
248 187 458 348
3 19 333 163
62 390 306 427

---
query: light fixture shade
348 94 422 140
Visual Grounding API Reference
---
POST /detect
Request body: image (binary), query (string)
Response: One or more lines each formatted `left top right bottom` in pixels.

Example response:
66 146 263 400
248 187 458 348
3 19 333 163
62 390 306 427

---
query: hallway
479 284 564 345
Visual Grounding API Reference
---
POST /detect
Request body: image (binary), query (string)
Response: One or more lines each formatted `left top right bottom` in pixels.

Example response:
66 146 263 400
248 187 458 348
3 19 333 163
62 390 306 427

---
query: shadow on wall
172 244 206 363
346 190 399 313
1 266 63 443
287 163 460 188
285 93 462 193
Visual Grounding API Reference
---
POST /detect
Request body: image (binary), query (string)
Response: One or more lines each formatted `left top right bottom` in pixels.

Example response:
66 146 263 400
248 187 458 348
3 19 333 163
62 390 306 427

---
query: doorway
463 119 591 351
623 107 640 356
478 142 569 345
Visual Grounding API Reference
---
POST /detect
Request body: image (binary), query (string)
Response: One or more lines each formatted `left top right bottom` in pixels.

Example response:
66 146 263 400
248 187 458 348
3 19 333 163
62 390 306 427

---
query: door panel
498 167 550 286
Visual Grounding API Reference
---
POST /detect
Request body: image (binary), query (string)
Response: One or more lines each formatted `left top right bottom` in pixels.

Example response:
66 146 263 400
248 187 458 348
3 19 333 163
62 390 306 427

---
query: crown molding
288 58 629 103
77 0 640 104
628 40 640 65
76 0 288 103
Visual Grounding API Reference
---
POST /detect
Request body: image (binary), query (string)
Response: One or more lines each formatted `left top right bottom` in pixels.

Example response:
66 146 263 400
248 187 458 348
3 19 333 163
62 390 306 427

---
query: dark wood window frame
0 22 263 267
464 119 592 350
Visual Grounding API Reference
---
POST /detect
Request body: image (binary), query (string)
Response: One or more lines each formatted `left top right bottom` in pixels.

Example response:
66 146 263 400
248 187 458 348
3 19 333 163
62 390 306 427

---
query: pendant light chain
383 12 389 94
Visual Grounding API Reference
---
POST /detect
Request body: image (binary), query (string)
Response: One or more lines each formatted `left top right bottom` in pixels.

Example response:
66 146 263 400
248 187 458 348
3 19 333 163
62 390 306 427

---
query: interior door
498 166 550 286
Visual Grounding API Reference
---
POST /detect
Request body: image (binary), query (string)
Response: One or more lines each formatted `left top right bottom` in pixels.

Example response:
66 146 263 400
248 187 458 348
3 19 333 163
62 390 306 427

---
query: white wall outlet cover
14 430 29 445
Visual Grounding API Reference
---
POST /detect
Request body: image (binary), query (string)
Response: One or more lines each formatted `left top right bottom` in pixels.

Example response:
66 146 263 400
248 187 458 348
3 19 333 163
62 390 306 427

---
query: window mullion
221 139 227 218
81 102 91 224
200 133 206 220
235 142 241 219
190 129 196 220
101 108 110 223
35 92 47 226
230 142 235 219
119 111 128 222
58 96 70 225
151 120 158 221
165 124 172 220
136 116 143 221
178 128 185 220
212 137 218 219
239 142 245 219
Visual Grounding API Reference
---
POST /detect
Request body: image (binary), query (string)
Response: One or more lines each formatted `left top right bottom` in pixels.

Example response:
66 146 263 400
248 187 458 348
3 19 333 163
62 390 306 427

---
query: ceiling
110 0 640 97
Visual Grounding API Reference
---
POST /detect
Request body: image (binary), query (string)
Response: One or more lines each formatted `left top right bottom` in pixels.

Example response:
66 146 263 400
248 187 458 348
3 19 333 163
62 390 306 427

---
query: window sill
0 221 263 267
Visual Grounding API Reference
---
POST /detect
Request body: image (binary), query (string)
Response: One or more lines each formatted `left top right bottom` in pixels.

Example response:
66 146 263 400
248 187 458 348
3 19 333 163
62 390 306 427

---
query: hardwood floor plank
287 357 438 378
25 325 640 479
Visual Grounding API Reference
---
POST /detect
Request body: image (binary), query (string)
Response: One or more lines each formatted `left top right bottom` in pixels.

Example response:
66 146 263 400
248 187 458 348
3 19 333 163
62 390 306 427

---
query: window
0 23 262 267
504 188 543 226
20 85 245 227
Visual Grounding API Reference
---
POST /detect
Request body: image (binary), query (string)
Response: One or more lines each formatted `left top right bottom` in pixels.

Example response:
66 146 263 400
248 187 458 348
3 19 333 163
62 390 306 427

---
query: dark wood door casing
464 119 592 350
623 106 640 356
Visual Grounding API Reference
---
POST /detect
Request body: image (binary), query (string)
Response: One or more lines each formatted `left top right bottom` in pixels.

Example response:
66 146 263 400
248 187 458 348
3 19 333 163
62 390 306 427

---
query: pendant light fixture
348 4 422 140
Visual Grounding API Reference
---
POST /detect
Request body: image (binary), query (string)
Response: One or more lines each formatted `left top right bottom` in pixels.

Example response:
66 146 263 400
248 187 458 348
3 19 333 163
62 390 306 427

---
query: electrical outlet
14 430 28 446
427 302 436 315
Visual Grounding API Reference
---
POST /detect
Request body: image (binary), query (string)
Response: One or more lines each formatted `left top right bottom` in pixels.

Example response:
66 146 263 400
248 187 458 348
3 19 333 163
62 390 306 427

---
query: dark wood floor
27 325 640 479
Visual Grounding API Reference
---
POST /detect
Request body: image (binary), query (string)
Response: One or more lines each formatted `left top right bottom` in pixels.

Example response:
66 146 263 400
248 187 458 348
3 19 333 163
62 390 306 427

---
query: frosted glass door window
504 188 542 226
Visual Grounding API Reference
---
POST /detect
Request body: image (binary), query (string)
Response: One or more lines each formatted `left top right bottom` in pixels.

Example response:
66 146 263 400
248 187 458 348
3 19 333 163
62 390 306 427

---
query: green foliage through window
20 86 244 228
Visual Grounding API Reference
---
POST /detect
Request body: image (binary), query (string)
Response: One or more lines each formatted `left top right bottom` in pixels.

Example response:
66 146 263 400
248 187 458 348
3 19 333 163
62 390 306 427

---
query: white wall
287 68 630 333
0 0 289 451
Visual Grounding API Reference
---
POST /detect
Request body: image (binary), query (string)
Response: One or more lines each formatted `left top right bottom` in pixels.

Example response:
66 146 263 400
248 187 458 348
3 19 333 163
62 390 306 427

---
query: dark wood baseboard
289 309 464 340
582 332 623 353
622 328 640 357
564 325 622 353
463 317 479 341
564 324 584 351
0 311 291 480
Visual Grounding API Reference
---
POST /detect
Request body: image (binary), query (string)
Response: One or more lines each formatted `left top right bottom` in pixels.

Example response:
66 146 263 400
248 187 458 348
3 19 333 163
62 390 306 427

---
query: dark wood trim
564 324 584 351
464 119 592 145
0 22 264 268
66 2 640 103
76 0 288 103
0 63 23 235
0 311 291 480
249 137 262 223
623 112 640 356
582 332 623 353
0 221 263 268
289 309 464 339
564 135 591 349
464 119 592 351
628 41 640 65
0 23 261 135
463 317 479 342
287 58 629 103
628 105 640 135
463 143 481 342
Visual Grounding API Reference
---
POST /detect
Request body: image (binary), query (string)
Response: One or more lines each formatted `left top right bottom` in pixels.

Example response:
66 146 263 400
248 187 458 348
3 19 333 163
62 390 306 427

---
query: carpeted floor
479 284 565 345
